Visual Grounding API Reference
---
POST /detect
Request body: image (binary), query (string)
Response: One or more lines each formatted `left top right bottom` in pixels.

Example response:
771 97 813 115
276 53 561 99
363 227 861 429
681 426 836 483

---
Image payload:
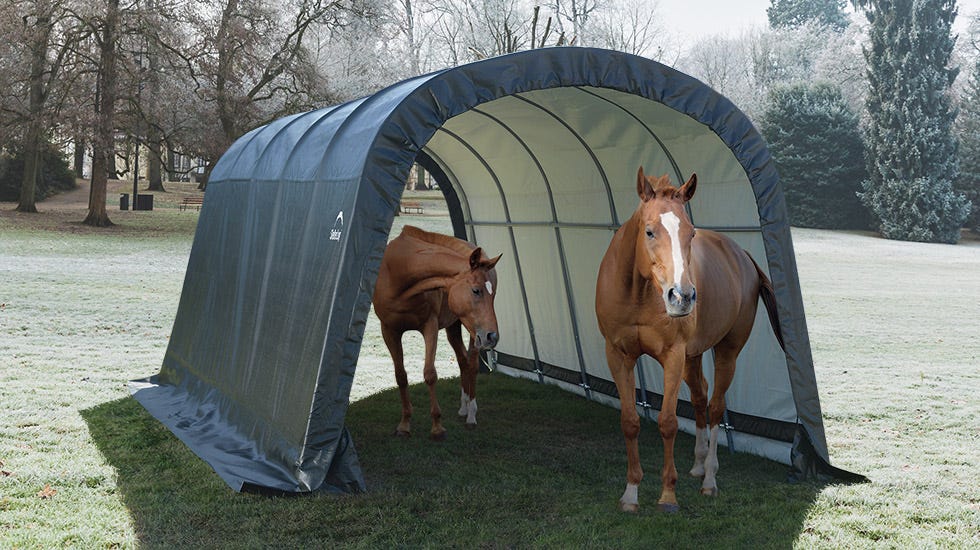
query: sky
658 0 980 42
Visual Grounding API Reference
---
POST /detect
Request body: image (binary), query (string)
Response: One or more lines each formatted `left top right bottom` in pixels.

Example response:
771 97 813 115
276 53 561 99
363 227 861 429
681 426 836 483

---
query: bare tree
166 0 355 186
548 0 602 46
590 0 671 59
84 0 120 226
10 0 85 213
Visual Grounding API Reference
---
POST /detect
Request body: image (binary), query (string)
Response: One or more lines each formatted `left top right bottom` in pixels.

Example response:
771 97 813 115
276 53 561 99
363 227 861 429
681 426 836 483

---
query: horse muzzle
664 285 696 317
475 330 499 350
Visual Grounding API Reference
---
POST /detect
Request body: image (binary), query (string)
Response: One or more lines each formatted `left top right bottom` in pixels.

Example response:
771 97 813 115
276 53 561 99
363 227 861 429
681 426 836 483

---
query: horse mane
650 175 684 200
400 225 476 258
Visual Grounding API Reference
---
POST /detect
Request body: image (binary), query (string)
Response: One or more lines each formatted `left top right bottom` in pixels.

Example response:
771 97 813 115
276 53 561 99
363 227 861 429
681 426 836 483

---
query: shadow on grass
83 374 823 548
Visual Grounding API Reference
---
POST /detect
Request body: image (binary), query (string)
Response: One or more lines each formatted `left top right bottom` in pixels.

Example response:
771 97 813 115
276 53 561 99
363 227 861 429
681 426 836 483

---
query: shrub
0 143 77 202
760 82 870 229
860 176 970 244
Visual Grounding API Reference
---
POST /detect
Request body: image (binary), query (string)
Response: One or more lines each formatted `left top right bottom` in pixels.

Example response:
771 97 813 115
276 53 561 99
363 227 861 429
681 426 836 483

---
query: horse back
373 228 469 332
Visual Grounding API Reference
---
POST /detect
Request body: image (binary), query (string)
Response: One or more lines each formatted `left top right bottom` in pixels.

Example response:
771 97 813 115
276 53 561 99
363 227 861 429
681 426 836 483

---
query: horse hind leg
683 355 709 478
382 325 412 437
702 343 741 497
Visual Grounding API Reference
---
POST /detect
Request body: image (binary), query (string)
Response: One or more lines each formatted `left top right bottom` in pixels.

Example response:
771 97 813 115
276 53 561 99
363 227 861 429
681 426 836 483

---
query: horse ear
484 253 502 270
679 173 697 203
469 248 483 271
636 167 654 201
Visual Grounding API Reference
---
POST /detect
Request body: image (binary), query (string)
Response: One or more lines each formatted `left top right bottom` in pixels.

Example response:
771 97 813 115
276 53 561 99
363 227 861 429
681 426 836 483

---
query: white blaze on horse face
660 211 684 286
485 280 493 296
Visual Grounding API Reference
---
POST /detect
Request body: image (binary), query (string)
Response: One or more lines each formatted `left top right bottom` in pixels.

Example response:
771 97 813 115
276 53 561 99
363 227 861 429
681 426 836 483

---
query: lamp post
132 48 143 210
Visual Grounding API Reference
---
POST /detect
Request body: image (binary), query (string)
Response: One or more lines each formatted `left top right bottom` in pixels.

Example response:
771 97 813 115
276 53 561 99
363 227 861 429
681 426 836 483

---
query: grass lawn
1 186 978 548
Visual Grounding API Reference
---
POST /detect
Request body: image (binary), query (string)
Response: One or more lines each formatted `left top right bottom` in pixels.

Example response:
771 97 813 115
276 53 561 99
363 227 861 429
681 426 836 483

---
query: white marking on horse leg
690 427 708 477
660 211 684 286
465 397 478 425
620 482 639 511
485 280 493 295
701 425 720 496
458 388 470 417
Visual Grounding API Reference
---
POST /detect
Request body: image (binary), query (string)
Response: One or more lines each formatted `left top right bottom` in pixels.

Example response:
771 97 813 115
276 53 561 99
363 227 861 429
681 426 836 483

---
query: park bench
399 200 424 214
179 196 204 211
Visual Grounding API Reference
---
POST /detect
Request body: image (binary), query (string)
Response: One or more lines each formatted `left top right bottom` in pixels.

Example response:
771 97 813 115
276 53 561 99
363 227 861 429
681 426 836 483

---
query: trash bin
135 194 154 211
119 193 129 211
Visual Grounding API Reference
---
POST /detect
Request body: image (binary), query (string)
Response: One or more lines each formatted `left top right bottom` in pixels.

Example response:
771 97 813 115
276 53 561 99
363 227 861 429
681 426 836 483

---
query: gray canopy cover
132 48 855 494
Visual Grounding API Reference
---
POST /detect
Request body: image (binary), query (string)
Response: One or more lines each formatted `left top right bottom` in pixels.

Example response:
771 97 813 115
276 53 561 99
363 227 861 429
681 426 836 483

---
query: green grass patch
80 375 820 548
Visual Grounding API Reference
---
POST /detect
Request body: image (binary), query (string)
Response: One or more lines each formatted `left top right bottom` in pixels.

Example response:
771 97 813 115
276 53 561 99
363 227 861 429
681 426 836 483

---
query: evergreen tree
955 50 980 232
854 0 970 243
768 0 850 31
761 82 870 229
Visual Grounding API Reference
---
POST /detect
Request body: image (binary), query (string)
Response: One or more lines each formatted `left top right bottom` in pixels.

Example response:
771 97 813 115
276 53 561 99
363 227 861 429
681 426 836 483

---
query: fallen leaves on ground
37 484 57 499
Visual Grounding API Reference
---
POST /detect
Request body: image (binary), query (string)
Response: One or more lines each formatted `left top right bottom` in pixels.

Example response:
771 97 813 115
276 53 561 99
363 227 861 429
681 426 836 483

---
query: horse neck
396 243 469 294
616 212 648 287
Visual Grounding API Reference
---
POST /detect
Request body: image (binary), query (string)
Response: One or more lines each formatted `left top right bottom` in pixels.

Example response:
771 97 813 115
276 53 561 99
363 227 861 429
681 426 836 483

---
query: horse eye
472 288 481 296
645 228 654 239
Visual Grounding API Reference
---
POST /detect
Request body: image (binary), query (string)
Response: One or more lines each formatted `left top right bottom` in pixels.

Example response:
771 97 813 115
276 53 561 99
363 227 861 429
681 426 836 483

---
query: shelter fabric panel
504 226 580 374
480 93 616 225
582 89 759 228
440 109 553 223
560 227 620 380
424 131 507 223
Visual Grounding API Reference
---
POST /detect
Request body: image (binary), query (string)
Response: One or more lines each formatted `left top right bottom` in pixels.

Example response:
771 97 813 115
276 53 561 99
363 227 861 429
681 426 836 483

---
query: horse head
634 167 698 318
448 248 502 350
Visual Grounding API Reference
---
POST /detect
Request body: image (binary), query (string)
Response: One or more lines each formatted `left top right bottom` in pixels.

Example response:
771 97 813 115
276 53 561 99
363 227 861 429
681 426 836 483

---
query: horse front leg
657 348 685 513
446 321 477 428
422 319 446 441
606 342 642 513
382 325 412 437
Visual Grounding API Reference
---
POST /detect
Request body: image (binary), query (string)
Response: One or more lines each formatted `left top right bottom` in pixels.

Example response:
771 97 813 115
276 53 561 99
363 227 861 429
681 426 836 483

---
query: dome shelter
131 47 860 494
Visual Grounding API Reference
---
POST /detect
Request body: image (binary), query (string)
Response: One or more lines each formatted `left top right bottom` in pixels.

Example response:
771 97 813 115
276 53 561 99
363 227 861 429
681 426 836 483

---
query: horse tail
751 257 785 351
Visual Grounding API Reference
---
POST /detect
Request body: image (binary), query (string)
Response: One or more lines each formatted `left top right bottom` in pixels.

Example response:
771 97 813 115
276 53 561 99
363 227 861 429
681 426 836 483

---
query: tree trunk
145 15 164 192
85 0 119 227
73 138 86 178
166 148 176 182
17 130 41 213
16 12 53 213
147 137 164 190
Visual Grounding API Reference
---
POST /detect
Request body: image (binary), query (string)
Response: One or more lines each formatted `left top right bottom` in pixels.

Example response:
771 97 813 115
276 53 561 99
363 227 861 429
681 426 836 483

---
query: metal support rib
511 94 619 225
471 106 592 396
573 87 697 223
434 126 544 380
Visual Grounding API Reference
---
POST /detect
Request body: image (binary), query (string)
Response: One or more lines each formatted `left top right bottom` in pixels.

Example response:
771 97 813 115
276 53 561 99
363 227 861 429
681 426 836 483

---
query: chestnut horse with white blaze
373 225 502 440
595 168 784 513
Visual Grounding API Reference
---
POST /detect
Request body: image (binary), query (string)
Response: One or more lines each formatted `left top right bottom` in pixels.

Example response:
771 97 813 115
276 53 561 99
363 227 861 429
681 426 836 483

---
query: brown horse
595 168 783 513
373 225 502 440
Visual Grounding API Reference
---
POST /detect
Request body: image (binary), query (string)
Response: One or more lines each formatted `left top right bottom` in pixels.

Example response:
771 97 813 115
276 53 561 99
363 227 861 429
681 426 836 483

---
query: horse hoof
619 501 639 513
700 487 718 497
464 422 477 431
393 429 411 438
657 502 680 513
430 431 447 441
689 466 705 478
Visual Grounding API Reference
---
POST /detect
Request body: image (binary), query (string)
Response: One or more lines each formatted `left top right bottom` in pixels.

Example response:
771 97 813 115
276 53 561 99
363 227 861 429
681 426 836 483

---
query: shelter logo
330 211 344 241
